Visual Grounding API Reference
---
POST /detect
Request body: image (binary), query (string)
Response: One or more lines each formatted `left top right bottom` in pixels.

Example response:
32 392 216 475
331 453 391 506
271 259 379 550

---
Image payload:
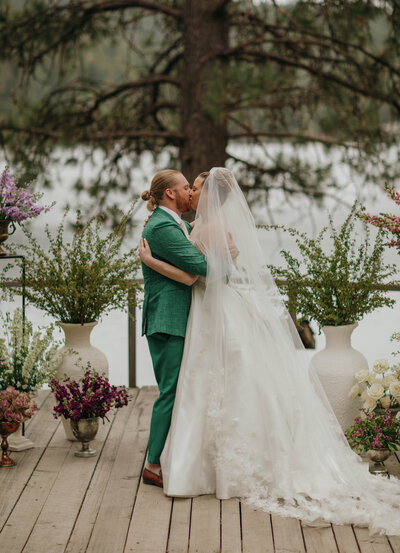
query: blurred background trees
0 0 399 217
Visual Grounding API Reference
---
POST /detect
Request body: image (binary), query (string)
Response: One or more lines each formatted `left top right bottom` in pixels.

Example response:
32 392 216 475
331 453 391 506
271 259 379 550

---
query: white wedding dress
161 168 400 535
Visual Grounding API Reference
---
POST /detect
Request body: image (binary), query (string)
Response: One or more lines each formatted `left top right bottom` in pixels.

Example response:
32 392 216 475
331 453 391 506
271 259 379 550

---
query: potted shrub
2 206 141 439
264 203 397 429
0 308 65 450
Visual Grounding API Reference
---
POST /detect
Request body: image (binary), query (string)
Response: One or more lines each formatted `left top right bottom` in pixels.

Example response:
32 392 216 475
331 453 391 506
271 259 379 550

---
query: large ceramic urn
312 323 365 430
57 322 109 441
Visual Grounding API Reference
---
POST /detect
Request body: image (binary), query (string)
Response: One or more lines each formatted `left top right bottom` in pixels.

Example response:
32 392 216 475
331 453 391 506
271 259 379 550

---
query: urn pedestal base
0 421 20 467
8 425 34 451
367 449 391 478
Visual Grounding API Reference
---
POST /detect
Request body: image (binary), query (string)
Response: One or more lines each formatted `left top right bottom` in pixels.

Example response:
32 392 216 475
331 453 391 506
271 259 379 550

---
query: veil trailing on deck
191 167 400 535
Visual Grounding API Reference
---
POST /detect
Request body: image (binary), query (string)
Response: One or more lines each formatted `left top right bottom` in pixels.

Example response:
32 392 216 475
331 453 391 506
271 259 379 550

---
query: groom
141 170 207 488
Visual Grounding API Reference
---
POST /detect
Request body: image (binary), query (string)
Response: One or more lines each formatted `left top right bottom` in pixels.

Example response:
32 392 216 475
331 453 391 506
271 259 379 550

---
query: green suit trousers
147 333 185 464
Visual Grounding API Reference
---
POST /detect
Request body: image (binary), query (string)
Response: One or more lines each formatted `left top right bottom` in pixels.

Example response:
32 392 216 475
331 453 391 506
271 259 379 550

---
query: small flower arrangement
50 368 130 422
0 386 38 423
345 409 400 454
0 167 51 223
359 184 400 251
349 332 400 411
0 309 65 393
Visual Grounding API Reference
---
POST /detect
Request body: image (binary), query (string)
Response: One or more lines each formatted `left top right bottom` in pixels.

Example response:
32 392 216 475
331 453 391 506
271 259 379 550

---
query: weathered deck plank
301 519 338 553
332 525 360 553
1 387 400 553
65 388 140 553
271 514 306 553
0 393 60 531
189 495 220 553
167 498 192 553
83 387 155 553
124 482 171 553
221 498 241 553
241 503 274 553
18 415 114 553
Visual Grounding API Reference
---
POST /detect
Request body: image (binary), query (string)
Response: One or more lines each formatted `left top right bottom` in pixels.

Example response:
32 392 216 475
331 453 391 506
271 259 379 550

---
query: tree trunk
180 0 229 185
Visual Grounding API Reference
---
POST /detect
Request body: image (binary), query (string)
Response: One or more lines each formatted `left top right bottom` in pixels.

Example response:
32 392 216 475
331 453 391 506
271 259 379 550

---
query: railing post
128 289 137 388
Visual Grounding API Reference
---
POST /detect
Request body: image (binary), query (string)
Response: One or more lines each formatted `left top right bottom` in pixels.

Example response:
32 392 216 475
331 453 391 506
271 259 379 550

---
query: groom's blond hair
141 170 181 212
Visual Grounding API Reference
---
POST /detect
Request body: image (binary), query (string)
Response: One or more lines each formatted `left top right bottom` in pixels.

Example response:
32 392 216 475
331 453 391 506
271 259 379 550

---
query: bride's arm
139 238 199 286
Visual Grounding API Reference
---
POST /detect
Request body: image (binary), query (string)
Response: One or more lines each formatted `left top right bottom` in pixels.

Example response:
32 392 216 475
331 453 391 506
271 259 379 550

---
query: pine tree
0 0 399 214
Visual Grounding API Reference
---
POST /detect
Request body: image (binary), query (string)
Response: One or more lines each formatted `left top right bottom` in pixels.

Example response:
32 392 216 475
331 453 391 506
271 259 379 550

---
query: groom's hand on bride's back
228 232 239 263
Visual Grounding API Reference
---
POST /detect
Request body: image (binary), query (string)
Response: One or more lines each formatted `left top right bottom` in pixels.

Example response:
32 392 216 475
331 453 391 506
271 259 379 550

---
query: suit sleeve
150 222 207 277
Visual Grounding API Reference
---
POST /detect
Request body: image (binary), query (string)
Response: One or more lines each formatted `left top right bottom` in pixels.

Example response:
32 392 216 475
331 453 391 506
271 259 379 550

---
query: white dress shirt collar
159 205 182 225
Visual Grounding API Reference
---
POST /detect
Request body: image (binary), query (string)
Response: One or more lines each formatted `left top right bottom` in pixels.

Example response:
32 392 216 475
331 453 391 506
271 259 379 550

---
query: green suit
141 207 207 464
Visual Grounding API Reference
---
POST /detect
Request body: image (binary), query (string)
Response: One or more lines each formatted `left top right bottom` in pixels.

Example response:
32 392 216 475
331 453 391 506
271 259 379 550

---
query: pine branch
0 125 184 142
217 47 400 113
229 130 355 147
231 12 400 78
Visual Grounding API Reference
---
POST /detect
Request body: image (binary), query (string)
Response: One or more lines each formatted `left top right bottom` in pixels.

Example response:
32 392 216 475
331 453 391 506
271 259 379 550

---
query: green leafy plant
262 203 397 327
345 410 400 454
2 205 141 324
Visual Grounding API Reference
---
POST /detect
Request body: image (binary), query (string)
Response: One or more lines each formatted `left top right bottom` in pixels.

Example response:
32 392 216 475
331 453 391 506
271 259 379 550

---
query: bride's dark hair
196 171 210 187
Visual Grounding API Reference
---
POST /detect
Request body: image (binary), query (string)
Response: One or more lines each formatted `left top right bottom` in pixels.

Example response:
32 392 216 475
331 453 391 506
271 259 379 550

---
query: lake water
1 145 399 386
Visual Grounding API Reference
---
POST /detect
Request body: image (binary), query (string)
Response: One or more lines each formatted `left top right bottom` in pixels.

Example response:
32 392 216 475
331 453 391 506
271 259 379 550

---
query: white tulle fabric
161 167 400 535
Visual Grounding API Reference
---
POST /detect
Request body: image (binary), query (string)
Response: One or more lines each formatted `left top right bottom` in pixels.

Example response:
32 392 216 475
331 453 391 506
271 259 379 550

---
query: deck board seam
122 388 152 553
351 525 362 553
299 518 307 552
269 514 276 553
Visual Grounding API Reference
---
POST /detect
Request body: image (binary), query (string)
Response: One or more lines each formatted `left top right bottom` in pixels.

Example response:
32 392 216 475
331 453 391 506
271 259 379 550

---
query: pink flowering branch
360 184 400 250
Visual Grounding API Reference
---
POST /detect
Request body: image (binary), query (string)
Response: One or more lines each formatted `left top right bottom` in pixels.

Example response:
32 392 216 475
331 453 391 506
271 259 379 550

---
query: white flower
367 373 380 385
389 381 400 399
368 383 385 401
354 368 369 382
361 389 369 402
363 398 377 411
373 359 390 374
349 383 361 400
382 374 397 389
380 396 391 408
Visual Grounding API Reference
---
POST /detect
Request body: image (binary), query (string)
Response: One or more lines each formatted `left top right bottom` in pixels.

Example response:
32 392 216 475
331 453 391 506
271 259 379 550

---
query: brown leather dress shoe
142 467 163 488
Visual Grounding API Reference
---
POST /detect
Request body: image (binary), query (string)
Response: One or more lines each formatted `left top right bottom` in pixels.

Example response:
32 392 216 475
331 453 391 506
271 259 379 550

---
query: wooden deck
1 388 400 553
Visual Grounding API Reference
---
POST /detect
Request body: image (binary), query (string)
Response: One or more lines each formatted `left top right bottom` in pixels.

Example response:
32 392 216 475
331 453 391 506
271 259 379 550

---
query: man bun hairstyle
142 169 181 212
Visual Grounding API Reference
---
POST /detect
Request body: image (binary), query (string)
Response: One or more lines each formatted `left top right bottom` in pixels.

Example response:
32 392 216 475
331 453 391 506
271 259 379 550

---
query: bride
139 167 400 535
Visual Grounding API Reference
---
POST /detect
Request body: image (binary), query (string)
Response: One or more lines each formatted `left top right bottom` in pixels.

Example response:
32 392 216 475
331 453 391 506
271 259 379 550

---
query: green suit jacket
141 207 207 337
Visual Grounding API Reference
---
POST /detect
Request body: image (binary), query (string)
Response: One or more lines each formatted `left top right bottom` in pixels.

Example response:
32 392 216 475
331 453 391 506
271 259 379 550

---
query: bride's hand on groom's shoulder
139 238 153 265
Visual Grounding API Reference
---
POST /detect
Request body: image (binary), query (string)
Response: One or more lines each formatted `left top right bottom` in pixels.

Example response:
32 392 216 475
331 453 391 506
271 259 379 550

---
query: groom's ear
164 188 175 200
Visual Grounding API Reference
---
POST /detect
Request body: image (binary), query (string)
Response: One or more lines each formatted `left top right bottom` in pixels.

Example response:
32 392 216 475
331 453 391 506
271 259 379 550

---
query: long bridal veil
192 167 400 535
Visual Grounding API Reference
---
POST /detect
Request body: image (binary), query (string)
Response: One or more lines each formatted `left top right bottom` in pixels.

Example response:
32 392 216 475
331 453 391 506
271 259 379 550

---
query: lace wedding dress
161 168 400 535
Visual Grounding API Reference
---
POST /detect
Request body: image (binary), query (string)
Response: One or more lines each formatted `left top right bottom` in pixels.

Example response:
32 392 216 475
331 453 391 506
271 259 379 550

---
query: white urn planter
57 321 109 441
312 323 365 431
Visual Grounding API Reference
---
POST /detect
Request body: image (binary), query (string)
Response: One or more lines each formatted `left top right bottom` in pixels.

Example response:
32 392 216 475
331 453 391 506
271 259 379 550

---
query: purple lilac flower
0 168 50 223
50 368 130 421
